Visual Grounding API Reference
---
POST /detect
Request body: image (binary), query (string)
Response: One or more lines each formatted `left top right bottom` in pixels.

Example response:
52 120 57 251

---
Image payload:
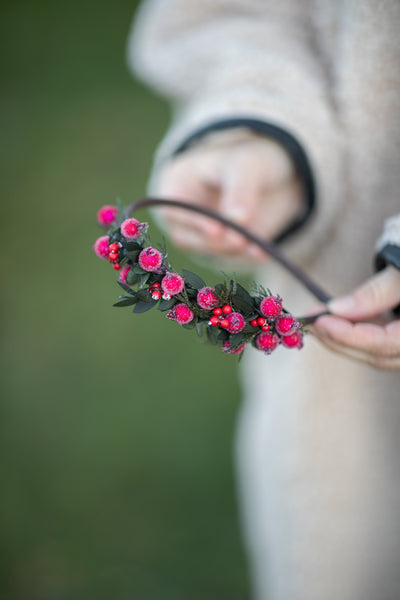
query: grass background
0 1 250 598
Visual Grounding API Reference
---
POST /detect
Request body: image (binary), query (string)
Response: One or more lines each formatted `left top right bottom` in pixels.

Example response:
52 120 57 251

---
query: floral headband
93 198 330 357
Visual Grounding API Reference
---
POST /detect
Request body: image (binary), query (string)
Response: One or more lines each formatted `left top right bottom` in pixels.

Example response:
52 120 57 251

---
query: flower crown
93 200 330 357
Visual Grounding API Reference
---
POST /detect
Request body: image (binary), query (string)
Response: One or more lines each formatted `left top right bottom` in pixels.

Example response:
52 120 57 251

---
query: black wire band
127 196 331 307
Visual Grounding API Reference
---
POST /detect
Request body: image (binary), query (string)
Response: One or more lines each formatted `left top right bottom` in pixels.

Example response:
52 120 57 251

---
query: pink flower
226 311 246 334
166 303 194 325
118 265 131 284
222 341 246 354
121 218 145 241
97 205 119 227
255 331 280 354
93 235 109 259
275 314 300 336
197 287 220 310
281 330 304 349
161 272 185 296
259 295 283 319
138 247 163 272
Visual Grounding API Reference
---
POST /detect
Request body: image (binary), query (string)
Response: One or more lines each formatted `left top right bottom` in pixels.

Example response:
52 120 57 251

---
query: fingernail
328 295 356 315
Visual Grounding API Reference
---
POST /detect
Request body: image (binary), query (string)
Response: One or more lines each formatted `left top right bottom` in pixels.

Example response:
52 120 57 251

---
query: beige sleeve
127 0 345 262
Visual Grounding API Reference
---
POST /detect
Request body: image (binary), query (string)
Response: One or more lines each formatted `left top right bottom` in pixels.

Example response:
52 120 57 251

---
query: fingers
328 266 400 320
312 314 400 370
155 136 301 261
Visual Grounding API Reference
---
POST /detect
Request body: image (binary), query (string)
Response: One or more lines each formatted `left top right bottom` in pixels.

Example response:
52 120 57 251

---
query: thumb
328 265 400 320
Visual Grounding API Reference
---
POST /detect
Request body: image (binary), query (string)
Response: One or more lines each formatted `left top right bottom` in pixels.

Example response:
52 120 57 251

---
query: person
128 2 400 598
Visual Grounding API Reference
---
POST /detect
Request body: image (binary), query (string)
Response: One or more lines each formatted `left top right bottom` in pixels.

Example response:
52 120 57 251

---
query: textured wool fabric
128 2 400 599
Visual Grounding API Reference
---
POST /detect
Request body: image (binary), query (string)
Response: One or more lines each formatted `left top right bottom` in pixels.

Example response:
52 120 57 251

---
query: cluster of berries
93 203 305 357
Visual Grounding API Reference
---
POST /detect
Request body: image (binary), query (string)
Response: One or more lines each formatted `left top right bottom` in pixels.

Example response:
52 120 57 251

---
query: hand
312 266 400 370
156 131 303 264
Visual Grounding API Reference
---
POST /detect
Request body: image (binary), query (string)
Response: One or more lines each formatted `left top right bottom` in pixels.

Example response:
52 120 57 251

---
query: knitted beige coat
129 2 400 599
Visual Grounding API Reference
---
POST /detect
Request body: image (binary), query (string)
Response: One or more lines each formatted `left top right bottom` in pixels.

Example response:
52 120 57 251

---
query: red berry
220 318 230 329
213 307 223 317
166 303 194 325
108 243 120 252
255 331 279 354
259 296 283 319
138 247 163 272
281 330 304 349
121 218 142 241
261 324 270 332
113 262 121 270
209 316 219 327
97 205 119 227
197 287 220 310
275 314 299 336
226 312 246 334
162 292 172 300
108 251 119 261
161 272 185 295
151 290 162 300
256 317 266 326
222 305 232 315
250 319 258 327
152 282 161 289
93 235 110 260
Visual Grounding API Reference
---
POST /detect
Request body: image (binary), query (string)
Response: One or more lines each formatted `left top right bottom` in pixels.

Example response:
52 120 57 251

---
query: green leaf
126 241 141 252
157 298 176 311
214 283 228 300
196 322 204 337
132 264 147 275
231 294 254 315
117 281 136 296
136 289 153 303
126 269 140 285
235 283 253 304
229 332 244 347
206 325 219 345
133 300 158 313
182 269 205 289
217 330 230 342
113 297 138 307
137 273 150 288
182 321 196 330
126 249 140 262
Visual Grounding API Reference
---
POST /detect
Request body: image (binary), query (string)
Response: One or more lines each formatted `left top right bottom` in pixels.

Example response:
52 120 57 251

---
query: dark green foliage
157 297 176 311
113 296 138 307
117 281 136 296
182 269 205 289
133 300 158 313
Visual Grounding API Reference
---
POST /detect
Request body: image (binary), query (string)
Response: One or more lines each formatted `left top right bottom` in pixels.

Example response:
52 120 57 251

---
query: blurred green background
0 1 250 598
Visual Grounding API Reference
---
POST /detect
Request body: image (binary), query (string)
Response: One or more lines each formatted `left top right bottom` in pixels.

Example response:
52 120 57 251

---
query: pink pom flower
222 341 246 354
166 303 194 325
118 265 131 284
255 331 280 354
161 272 185 296
226 311 246 334
259 295 283 319
121 218 145 241
197 287 220 310
281 330 304 349
93 235 110 259
138 247 163 272
275 314 300 336
97 205 119 227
